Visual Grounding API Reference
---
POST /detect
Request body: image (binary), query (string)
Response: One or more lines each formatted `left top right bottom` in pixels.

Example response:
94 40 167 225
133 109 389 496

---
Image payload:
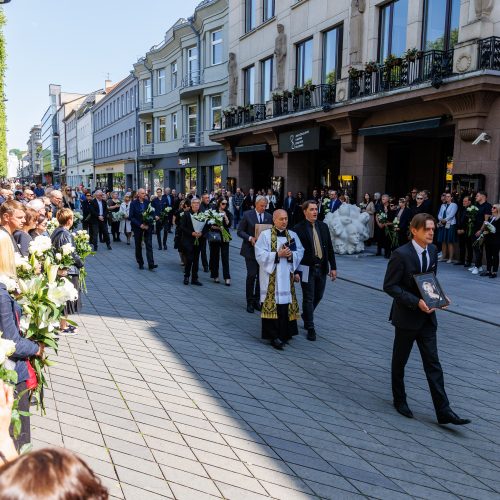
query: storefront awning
235 144 269 153
358 117 442 137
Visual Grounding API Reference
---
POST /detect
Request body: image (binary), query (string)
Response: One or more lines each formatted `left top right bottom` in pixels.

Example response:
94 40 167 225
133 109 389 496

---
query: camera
472 132 491 145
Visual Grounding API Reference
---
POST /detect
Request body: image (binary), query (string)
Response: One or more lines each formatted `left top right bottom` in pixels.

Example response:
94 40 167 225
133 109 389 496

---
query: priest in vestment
255 209 304 350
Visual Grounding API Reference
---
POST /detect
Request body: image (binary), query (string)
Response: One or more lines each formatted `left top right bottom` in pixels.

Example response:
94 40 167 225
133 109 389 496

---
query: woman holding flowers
208 198 233 286
50 209 84 334
0 231 43 449
107 192 122 243
481 204 499 278
118 193 132 245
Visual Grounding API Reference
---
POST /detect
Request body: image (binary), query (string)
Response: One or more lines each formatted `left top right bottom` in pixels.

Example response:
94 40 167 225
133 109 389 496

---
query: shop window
157 68 166 95
244 65 255 105
322 24 343 83
213 165 223 190
245 0 256 32
211 30 223 65
158 117 167 142
184 167 197 192
153 169 164 190
145 123 152 144
261 57 273 102
296 38 313 86
423 0 459 51
263 0 275 22
379 0 408 61
210 95 222 130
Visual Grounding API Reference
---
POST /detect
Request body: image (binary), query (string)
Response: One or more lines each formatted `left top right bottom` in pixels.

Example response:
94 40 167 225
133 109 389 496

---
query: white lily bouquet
71 211 83 230
54 243 76 270
204 209 232 243
191 213 207 246
46 218 59 236
465 205 479 237
387 217 399 248
377 211 388 224
474 220 497 247
322 198 330 214
358 202 367 211
160 206 173 222
112 211 125 222
142 204 156 225
73 230 94 293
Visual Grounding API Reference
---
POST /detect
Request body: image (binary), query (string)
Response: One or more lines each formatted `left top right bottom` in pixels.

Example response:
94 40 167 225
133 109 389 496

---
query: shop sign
179 157 190 166
95 164 125 174
279 128 320 153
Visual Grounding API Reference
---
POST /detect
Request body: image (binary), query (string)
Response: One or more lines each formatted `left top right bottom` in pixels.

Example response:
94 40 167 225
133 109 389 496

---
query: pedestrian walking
89 191 112 251
208 198 233 285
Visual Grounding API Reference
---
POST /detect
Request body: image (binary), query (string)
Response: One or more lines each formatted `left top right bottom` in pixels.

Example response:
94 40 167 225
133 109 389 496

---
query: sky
3 0 201 152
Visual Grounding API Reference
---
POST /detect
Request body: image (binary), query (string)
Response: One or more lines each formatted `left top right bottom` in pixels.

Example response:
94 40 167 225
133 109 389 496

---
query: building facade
25 125 42 182
133 0 228 194
92 74 139 192
210 0 500 207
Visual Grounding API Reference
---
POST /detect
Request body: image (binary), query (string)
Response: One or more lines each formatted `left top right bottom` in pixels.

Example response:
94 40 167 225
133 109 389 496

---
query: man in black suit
237 195 273 313
383 213 471 425
180 198 209 285
284 191 296 222
161 187 174 233
242 188 256 212
293 200 336 341
129 188 157 270
89 190 111 251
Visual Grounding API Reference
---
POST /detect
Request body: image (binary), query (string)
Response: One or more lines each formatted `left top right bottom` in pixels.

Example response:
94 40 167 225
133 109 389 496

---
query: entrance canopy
358 117 443 137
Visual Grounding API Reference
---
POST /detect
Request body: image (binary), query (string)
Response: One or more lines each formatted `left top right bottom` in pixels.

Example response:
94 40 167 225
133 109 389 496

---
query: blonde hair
0 231 16 277
56 208 74 226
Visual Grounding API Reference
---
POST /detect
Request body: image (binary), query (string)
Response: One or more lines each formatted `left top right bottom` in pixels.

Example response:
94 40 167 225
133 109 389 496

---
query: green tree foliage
0 9 6 178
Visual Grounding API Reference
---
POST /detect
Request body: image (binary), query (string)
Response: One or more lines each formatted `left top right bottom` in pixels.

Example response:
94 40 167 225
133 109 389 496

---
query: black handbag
208 231 222 244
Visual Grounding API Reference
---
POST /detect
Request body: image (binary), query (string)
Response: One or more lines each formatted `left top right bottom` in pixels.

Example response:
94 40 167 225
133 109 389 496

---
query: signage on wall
178 158 190 166
279 128 320 153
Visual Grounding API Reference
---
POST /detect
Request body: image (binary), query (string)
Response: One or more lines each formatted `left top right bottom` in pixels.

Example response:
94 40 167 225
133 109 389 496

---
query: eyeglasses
416 197 423 200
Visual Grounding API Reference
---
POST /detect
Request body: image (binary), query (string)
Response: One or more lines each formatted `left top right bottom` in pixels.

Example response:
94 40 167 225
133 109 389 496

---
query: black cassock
262 304 298 341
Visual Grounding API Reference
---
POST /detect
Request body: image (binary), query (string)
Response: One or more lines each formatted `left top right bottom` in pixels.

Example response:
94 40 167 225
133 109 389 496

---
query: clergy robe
255 228 304 341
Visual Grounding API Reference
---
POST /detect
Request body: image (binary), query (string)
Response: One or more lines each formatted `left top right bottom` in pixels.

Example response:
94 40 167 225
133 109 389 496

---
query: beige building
211 0 500 207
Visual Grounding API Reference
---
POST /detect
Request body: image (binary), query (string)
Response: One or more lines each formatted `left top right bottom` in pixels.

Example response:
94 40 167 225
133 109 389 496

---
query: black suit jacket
293 220 336 274
284 197 296 216
237 210 273 259
242 194 257 212
383 241 438 330
89 199 109 224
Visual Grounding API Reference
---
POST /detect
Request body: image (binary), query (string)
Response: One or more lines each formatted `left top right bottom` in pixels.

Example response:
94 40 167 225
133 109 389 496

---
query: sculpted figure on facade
274 24 287 91
228 52 238 106
324 203 370 255
349 0 366 65
475 0 494 19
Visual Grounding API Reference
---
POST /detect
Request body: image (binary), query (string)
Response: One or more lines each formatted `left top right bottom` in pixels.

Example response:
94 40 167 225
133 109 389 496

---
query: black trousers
155 221 168 249
473 237 485 268
91 220 110 249
184 242 201 280
133 229 154 267
200 237 209 269
110 221 121 241
458 232 473 265
300 266 326 330
12 381 30 450
392 322 450 416
209 242 230 279
485 239 499 273
245 257 260 304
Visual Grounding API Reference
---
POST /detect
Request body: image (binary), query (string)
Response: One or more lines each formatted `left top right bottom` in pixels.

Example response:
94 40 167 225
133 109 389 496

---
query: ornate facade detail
459 128 484 142
456 54 472 73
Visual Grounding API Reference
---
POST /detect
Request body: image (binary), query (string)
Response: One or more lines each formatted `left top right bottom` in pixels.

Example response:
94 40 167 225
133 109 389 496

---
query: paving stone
159 465 220 497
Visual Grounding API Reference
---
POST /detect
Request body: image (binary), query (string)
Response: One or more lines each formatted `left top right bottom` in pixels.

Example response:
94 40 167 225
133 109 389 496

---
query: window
158 117 167 142
143 78 152 102
323 25 343 83
145 123 152 144
211 30 223 65
379 0 408 61
157 68 166 95
423 0 459 51
244 65 255 105
121 95 125 115
245 0 256 32
296 38 313 86
263 0 275 21
172 113 178 139
171 62 178 89
261 57 273 102
188 47 199 85
188 104 197 144
210 95 222 130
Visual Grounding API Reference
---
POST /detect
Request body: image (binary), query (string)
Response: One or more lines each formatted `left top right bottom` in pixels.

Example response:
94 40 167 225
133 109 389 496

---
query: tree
0 9 6 178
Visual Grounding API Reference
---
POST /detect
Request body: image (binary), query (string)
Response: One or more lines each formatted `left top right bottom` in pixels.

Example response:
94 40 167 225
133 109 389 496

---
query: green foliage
0 9 6 178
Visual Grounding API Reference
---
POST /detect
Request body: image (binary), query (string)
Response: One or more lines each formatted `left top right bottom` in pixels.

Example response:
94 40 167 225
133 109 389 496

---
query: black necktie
422 249 428 273
258 214 262 224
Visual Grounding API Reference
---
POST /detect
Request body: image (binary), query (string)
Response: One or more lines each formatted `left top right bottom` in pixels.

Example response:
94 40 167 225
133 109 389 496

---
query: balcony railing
221 84 336 130
140 100 153 111
141 144 154 155
182 132 205 148
180 70 204 89
348 49 454 99
478 36 500 71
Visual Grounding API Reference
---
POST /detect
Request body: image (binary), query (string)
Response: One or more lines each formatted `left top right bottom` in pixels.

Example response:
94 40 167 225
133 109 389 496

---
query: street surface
32 232 500 499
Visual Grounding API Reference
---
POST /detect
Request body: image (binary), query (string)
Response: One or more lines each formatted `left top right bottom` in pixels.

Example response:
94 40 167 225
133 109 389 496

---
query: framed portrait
413 272 449 309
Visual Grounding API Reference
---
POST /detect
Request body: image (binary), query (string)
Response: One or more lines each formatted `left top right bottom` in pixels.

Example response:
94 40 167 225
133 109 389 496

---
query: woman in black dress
208 198 233 285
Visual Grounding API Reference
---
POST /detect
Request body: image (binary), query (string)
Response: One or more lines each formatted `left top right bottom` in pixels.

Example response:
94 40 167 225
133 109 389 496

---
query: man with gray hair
89 190 111 251
49 189 63 216
237 195 273 313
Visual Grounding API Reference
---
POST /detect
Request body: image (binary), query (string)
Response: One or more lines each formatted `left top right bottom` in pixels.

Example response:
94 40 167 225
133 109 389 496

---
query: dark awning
235 144 269 153
358 117 442 137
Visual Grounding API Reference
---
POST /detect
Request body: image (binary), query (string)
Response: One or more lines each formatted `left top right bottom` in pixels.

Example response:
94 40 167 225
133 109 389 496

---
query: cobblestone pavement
32 233 500 499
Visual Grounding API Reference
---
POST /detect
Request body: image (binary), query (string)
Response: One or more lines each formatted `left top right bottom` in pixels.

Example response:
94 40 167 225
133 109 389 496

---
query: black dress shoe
107 245 112 250
394 402 414 419
306 328 316 341
139 265 144 270
183 277 189 285
246 303 254 314
453 262 465 266
148 265 158 271
271 338 284 350
192 280 203 286
437 411 471 425
254 302 262 312
158 246 162 251
203 266 209 273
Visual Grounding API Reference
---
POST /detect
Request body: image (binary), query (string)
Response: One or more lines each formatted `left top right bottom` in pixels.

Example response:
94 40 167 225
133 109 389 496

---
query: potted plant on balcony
348 66 361 79
364 61 379 74
384 54 402 68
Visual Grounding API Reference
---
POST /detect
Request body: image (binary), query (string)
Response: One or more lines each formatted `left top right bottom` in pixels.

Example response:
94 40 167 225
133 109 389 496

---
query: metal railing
478 36 500 71
182 132 205 147
180 70 204 89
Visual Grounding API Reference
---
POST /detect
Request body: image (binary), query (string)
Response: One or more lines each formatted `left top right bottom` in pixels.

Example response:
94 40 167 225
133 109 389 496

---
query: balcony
182 132 205 148
140 144 154 156
180 70 205 98
478 36 500 71
139 100 153 113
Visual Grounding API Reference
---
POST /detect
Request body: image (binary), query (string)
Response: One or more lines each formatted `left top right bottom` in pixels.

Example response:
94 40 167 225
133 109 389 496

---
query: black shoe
139 265 144 270
271 338 284 350
453 262 465 266
148 265 158 271
394 402 414 419
306 328 316 341
490 273 497 279
183 277 189 285
437 410 471 426
158 246 162 251
464 263 472 267
254 302 262 312
107 245 112 250
246 303 254 314
192 280 203 286
479 271 491 277
203 266 209 273
163 245 168 250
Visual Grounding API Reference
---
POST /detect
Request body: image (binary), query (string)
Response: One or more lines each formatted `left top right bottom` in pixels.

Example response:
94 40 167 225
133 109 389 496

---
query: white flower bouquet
204 209 231 243
46 218 59 235
322 198 330 214
474 220 497 247
112 211 125 222
54 243 75 270
160 206 172 222
142 204 156 225
377 212 388 224
71 211 83 230
73 230 94 293
0 332 21 437
465 205 479 237
191 213 207 246
14 254 36 280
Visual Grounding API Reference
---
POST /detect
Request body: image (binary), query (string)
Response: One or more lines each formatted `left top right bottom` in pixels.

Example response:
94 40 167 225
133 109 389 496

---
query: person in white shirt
436 193 458 263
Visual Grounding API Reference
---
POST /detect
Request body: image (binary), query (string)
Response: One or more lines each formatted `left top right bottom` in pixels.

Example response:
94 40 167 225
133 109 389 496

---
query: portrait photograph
414 272 449 309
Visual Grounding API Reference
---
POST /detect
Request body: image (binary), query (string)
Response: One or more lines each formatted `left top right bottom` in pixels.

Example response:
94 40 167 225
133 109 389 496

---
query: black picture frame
413 272 449 309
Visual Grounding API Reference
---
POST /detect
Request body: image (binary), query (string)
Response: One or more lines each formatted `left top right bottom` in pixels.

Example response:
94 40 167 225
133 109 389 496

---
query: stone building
133 0 228 194
210 0 500 207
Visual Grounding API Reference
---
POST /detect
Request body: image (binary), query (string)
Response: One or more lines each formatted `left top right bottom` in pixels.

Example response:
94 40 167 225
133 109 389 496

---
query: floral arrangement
386 217 399 248
322 198 331 214
54 243 75 270
203 209 232 243
358 202 367 211
377 212 388 224
142 205 155 225
70 212 83 231
473 220 497 247
465 205 479 237
112 211 125 222
73 230 94 293
46 218 59 236
191 213 207 246
160 206 172 222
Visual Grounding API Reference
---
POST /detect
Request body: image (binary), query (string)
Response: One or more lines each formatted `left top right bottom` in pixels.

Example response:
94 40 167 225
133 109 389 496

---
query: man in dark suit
284 191 296 222
383 213 471 425
327 190 342 214
179 198 209 285
293 199 336 341
161 187 174 234
237 195 273 313
242 189 256 212
89 190 111 251
129 188 157 270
